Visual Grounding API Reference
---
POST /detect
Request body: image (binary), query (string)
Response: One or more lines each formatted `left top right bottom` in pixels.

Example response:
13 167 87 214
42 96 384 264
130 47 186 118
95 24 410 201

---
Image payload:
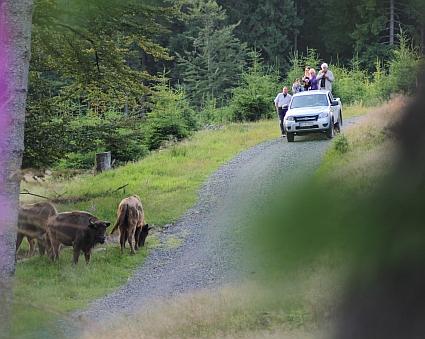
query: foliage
174 0 247 107
23 0 425 169
333 134 349 154
23 112 149 169
385 30 422 96
221 0 302 75
143 71 198 150
28 0 176 117
230 49 279 122
285 42 423 107
286 48 322 89
143 110 190 150
331 62 373 105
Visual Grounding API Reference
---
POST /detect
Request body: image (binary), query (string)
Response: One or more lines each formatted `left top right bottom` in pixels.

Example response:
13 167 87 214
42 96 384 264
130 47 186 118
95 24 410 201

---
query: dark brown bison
45 211 110 264
16 202 58 258
109 195 152 255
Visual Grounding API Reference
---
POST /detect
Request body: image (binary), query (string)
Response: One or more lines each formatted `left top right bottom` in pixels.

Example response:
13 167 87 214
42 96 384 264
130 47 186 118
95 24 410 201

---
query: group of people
274 62 334 137
292 63 334 94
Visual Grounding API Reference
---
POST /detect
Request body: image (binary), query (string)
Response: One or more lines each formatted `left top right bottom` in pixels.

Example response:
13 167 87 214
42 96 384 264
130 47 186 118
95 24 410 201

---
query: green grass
20 121 278 225
13 239 158 336
342 104 370 119
316 97 405 192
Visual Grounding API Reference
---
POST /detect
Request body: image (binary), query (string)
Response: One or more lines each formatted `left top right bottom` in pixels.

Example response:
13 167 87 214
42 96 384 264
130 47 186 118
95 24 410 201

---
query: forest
25 0 425 170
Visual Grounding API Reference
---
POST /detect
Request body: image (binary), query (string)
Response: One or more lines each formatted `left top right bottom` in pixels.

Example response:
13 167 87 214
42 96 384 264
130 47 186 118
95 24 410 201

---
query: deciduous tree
29 0 175 117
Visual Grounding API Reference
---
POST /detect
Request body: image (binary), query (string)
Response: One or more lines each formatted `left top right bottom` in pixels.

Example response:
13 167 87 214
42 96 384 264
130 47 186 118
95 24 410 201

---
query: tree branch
19 189 50 200
112 184 129 193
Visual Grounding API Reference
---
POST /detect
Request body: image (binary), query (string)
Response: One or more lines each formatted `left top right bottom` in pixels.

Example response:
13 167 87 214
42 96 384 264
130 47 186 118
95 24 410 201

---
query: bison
109 195 152 255
16 202 58 258
45 211 110 264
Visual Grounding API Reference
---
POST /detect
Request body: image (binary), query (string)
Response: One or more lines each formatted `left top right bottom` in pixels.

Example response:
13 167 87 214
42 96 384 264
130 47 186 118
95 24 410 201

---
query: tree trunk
95 151 112 173
389 0 394 45
0 0 33 335
294 0 298 52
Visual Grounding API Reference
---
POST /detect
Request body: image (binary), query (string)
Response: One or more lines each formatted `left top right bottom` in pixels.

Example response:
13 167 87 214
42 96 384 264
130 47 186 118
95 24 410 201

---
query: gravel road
55 130 336 338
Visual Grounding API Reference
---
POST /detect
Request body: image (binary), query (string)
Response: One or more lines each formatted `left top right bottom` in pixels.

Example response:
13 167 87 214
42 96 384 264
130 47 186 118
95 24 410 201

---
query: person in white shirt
274 87 292 137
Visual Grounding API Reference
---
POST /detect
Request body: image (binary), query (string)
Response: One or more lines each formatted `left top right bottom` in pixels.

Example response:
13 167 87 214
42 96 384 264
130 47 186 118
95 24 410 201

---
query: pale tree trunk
0 0 33 335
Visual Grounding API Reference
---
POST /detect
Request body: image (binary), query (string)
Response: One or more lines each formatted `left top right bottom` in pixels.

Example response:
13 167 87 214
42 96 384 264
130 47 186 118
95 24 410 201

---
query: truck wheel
287 133 294 142
326 119 335 139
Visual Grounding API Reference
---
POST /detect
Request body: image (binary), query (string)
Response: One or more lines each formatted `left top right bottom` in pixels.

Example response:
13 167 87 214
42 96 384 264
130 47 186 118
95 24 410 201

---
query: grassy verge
316 96 407 190
83 259 342 339
342 104 371 119
19 121 279 225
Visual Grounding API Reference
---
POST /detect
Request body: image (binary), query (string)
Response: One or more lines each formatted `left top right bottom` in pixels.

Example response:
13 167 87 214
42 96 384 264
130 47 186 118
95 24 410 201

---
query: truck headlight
318 111 329 119
286 116 295 121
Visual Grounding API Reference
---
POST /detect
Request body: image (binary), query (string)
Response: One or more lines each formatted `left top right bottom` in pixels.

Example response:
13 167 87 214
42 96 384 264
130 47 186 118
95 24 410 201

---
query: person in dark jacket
309 68 318 90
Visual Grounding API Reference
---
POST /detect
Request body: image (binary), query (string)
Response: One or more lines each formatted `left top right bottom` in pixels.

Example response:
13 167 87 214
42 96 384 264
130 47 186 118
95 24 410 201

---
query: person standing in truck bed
316 63 335 92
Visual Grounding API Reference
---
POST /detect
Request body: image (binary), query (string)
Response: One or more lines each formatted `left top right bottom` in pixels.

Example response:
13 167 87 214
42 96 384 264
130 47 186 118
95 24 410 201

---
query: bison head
88 217 110 244
136 224 153 247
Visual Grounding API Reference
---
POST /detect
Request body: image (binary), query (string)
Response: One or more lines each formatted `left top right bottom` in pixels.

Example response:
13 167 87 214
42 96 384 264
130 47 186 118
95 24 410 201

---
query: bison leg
37 235 46 255
73 248 81 265
119 230 126 253
128 230 136 255
27 237 35 257
16 231 25 257
43 233 53 257
83 250 92 264
49 238 61 262
134 227 141 251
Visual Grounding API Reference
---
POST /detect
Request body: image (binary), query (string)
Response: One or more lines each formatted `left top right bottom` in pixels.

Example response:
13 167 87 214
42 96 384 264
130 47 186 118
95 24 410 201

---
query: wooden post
95 151 111 173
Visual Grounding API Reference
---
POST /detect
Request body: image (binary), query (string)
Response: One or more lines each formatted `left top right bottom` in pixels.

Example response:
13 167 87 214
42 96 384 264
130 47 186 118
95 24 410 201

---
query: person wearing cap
316 63 335 92
274 87 292 137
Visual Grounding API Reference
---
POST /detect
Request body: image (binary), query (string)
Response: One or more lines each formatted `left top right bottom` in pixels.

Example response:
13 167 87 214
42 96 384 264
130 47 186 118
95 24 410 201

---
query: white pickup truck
283 90 342 142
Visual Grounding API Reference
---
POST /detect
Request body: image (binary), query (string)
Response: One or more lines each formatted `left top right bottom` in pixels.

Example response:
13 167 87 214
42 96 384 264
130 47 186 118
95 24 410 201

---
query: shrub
23 113 148 169
231 94 272 122
143 111 190 150
334 134 349 154
230 49 279 122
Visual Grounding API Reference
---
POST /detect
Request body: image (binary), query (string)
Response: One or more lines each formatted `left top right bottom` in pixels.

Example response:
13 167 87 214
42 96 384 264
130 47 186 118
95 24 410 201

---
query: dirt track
52 129 340 338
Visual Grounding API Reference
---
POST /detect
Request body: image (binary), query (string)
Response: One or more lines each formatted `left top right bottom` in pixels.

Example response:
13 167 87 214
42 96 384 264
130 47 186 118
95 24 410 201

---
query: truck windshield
291 94 328 108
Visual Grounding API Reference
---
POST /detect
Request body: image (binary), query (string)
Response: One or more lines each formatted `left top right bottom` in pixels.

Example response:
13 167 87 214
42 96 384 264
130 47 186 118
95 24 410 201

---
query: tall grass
82 258 342 339
316 95 408 192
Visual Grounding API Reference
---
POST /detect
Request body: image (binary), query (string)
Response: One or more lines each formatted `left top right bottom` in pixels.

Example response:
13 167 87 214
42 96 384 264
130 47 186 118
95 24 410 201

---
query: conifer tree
175 0 247 107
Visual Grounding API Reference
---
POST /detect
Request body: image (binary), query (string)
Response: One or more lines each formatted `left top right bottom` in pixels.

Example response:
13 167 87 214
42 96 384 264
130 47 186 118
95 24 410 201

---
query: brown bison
45 211 110 264
109 195 152 255
16 202 58 258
